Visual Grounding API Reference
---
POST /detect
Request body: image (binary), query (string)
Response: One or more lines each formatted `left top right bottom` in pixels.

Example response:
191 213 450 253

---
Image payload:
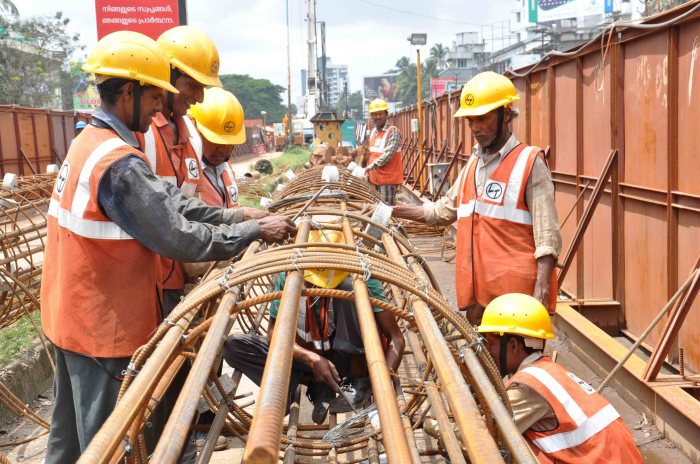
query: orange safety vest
368 126 403 185
41 125 160 358
196 161 239 208
507 356 643 464
455 143 557 312
135 113 204 291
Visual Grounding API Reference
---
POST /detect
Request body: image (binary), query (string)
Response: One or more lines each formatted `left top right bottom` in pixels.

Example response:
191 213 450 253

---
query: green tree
0 11 83 108
430 43 448 70
394 56 440 107
0 0 18 18
220 73 293 123
334 90 362 117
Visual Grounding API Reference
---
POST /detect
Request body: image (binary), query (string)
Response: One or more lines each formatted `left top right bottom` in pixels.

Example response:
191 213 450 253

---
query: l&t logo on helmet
464 94 475 106
223 121 234 132
210 61 219 73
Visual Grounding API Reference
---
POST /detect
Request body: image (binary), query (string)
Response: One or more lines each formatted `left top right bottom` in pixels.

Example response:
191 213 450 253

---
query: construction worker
367 72 561 324
223 229 405 424
365 98 403 205
135 26 268 317
40 31 296 462
477 293 644 463
189 87 244 208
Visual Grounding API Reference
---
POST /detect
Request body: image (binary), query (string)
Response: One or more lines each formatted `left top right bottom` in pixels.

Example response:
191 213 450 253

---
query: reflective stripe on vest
520 365 621 454
142 126 177 186
72 137 129 216
182 115 203 159
456 147 534 225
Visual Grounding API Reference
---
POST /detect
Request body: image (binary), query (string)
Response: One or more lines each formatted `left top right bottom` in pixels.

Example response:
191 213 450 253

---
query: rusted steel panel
529 71 550 149
677 208 700 372
556 183 579 294
512 78 528 141
16 112 36 175
33 114 52 172
554 62 578 174
624 200 668 343
582 53 612 176
623 32 669 191
0 111 20 175
677 22 700 196
582 191 614 299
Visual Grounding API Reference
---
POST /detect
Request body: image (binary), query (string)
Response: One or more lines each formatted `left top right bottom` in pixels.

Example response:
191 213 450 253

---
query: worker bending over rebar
223 230 405 424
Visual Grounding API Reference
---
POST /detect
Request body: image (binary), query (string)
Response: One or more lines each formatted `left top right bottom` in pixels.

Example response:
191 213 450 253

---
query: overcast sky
16 0 515 101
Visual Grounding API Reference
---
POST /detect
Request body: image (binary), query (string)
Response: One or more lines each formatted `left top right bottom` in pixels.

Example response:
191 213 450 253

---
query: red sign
95 1 182 40
430 77 457 98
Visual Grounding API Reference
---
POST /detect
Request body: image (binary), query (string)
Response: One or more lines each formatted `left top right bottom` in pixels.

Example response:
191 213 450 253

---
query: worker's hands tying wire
360 203 377 217
310 353 342 393
257 216 297 243
242 207 269 220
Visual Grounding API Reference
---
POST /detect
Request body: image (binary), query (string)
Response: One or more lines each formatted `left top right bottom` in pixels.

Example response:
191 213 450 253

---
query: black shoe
307 382 336 424
328 377 372 413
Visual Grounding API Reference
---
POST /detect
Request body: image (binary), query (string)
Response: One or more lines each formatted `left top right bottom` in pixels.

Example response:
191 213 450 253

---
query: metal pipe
339 202 416 464
381 233 504 464
196 371 243 464
282 385 302 464
243 219 311 463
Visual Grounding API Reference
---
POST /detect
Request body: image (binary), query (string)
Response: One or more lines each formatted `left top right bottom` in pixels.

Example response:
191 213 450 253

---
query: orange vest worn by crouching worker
42 125 160 358
136 113 204 292
367 126 403 185
507 356 644 464
455 143 557 312
196 161 239 208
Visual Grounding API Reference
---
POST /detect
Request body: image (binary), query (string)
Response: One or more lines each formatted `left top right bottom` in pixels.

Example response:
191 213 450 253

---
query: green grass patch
0 312 41 367
238 147 311 208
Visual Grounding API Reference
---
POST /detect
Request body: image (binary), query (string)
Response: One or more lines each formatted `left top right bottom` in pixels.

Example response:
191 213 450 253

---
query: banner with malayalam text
95 0 184 40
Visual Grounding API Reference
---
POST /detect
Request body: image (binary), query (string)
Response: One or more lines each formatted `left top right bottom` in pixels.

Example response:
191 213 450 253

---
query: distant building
443 32 487 83
317 57 348 107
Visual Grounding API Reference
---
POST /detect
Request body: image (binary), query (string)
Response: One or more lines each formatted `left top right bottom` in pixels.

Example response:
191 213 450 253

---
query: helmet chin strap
130 84 143 132
499 334 511 378
482 106 506 150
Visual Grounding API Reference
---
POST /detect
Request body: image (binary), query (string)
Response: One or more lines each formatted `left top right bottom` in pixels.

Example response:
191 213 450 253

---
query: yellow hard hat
453 71 520 118
303 230 350 289
82 31 178 93
477 293 555 340
190 88 246 145
368 98 389 114
157 26 222 87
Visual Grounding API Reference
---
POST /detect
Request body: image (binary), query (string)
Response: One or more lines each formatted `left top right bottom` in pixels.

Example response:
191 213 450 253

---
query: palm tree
392 56 411 74
0 0 18 17
430 43 448 70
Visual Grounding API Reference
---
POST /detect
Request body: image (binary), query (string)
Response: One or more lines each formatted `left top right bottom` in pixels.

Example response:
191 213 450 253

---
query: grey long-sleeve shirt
92 107 260 262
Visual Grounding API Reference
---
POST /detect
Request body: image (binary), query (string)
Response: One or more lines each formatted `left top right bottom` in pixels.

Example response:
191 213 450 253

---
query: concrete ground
1 186 694 463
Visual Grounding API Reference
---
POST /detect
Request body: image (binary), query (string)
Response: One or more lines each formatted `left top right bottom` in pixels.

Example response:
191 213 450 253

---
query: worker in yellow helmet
477 294 643 464
190 87 257 209
365 98 404 205
365 71 561 324
223 229 405 424
41 31 296 463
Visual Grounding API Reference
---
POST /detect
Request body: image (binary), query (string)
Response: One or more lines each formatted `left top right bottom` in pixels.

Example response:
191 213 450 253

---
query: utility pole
320 21 327 109
344 80 349 119
286 0 294 145
305 0 318 118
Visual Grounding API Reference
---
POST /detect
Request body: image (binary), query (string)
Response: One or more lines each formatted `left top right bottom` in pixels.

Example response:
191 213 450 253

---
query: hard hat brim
303 270 351 289
198 123 246 145
84 65 179 94
170 59 223 87
476 323 555 340
453 95 520 118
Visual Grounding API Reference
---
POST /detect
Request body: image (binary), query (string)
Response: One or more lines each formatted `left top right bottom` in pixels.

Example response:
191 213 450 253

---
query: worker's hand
532 283 550 309
361 203 377 217
242 207 269 220
310 354 341 392
257 216 297 243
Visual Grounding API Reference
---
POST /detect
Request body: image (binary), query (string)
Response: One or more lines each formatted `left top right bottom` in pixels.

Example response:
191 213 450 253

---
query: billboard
71 62 100 111
528 0 609 23
363 74 399 104
430 77 456 98
95 0 185 40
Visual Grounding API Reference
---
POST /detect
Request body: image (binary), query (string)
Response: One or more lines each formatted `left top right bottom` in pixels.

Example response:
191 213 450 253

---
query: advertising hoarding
528 0 608 23
430 77 456 98
95 0 184 40
363 74 399 104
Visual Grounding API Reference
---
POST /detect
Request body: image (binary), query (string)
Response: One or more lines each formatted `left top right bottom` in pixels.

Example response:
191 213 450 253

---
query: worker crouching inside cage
223 230 405 424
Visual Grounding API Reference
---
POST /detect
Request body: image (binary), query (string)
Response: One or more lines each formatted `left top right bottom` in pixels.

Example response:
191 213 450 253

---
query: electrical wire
352 0 482 26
